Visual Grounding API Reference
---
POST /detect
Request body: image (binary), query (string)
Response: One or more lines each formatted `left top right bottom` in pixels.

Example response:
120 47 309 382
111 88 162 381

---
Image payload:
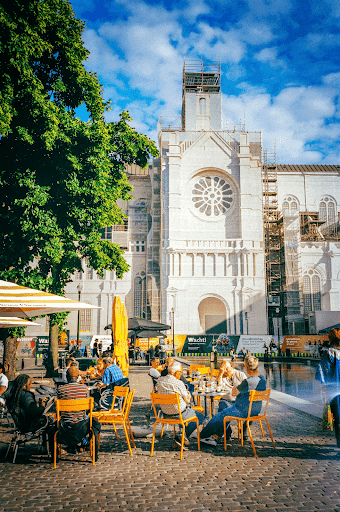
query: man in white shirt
157 361 205 448
149 357 161 379
0 363 9 405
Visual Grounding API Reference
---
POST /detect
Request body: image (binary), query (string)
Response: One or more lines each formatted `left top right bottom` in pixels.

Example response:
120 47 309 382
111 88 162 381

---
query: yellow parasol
112 296 129 377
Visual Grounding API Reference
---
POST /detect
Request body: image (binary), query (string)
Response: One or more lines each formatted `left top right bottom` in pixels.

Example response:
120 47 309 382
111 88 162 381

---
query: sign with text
282 335 328 353
183 335 214 353
36 336 49 356
236 335 273 354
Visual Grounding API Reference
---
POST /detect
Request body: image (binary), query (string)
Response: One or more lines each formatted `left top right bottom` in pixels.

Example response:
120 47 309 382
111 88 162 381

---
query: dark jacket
9 389 45 432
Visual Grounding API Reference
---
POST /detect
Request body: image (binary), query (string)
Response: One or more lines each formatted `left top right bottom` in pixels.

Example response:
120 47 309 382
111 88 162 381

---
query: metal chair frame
150 392 200 461
95 389 136 457
53 397 96 468
223 389 276 457
6 414 49 463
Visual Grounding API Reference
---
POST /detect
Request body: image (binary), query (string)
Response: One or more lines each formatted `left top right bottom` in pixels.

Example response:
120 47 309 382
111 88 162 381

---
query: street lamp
76 284 83 346
171 307 175 356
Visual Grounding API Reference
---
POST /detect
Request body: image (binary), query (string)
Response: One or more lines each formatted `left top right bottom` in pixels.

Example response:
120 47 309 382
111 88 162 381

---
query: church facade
25 61 340 340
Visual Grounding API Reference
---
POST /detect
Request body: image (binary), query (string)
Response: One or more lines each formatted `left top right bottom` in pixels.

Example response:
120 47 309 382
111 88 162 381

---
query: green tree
0 0 158 378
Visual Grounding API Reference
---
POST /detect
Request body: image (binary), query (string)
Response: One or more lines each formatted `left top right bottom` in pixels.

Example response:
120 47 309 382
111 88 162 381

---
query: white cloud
75 0 339 163
223 80 340 163
254 47 278 63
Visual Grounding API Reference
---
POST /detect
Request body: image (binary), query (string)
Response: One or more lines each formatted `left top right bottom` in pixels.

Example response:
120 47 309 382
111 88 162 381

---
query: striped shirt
57 381 89 423
157 374 190 415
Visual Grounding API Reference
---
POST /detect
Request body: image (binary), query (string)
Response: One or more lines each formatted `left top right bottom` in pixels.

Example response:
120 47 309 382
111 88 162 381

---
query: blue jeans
200 404 246 439
164 406 205 437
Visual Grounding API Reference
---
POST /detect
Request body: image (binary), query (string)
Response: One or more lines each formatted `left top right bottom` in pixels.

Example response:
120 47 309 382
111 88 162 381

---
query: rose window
192 176 233 217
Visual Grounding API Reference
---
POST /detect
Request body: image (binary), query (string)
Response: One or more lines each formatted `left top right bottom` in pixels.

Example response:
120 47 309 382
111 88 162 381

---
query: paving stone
1 368 340 512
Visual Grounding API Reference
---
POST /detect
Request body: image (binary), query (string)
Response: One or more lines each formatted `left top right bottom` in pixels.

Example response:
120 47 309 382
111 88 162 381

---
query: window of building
86 266 93 280
100 226 112 240
80 309 91 331
113 219 128 231
135 240 145 252
303 271 321 314
320 196 337 225
192 175 234 217
282 196 299 215
199 97 206 115
134 275 145 317
74 269 82 280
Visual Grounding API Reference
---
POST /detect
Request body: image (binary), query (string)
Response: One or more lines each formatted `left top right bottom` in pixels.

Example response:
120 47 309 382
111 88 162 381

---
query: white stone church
26 61 340 340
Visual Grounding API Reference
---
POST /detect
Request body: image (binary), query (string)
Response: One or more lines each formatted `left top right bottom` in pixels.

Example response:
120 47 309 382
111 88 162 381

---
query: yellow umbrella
112 296 122 343
112 296 129 377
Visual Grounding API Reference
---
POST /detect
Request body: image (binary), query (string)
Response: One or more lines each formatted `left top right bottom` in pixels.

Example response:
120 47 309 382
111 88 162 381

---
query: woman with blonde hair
316 328 340 449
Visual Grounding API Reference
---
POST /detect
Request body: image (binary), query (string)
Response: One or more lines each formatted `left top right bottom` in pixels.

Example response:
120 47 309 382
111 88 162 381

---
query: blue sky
70 0 340 164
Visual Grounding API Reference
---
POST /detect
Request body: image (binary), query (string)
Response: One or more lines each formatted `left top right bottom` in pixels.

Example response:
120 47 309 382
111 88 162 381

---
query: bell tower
182 59 222 132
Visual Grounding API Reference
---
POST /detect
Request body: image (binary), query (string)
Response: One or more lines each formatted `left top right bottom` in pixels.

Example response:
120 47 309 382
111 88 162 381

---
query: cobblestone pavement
1 367 340 512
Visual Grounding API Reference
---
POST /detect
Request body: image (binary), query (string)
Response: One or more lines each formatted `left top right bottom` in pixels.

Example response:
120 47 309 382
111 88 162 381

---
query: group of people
2 326 340 461
149 353 265 448
1 354 128 461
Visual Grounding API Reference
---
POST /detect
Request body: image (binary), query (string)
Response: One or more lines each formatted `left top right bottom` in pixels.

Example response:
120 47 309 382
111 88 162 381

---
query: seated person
149 357 161 391
149 357 162 378
51 366 100 459
62 357 77 382
198 354 266 446
217 360 247 411
6 374 48 432
97 356 125 392
0 363 8 405
161 357 194 393
86 358 104 380
157 362 205 448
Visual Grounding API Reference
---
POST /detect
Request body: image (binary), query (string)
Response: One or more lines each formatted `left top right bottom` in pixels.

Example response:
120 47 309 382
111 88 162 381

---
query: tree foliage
0 0 158 292
0 0 158 374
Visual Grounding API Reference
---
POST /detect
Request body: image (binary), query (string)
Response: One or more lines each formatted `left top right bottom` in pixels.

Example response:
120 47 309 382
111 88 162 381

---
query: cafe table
192 389 230 418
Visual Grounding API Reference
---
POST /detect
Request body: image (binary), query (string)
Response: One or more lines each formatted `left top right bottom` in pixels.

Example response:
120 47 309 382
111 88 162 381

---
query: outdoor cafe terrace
1 358 340 512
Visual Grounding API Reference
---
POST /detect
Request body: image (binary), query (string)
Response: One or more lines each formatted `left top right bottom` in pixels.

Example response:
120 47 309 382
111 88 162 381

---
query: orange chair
53 397 96 468
93 386 129 418
196 367 210 377
223 389 276 457
150 393 200 460
210 368 220 378
95 389 136 457
189 364 205 372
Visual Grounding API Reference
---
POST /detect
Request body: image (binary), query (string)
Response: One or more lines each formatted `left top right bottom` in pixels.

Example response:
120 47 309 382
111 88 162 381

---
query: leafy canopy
0 0 158 297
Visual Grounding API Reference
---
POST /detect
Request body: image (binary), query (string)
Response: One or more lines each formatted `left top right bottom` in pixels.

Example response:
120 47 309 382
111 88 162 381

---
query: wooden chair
95 389 135 457
150 392 200 460
54 397 96 468
223 389 276 457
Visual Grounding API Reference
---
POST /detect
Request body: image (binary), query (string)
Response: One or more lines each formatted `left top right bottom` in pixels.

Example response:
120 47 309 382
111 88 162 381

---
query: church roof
273 164 340 174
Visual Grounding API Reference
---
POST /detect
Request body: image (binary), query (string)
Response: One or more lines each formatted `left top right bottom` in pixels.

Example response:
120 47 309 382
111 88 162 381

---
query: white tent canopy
0 280 101 318
0 316 42 328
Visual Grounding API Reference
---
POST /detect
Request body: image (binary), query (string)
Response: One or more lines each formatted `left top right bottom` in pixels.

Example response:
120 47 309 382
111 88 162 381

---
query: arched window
199 98 206 115
319 196 337 225
134 274 146 318
282 196 299 215
303 271 321 314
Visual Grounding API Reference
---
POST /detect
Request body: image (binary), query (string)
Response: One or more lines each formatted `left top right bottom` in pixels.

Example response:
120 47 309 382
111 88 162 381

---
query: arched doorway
198 297 227 334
